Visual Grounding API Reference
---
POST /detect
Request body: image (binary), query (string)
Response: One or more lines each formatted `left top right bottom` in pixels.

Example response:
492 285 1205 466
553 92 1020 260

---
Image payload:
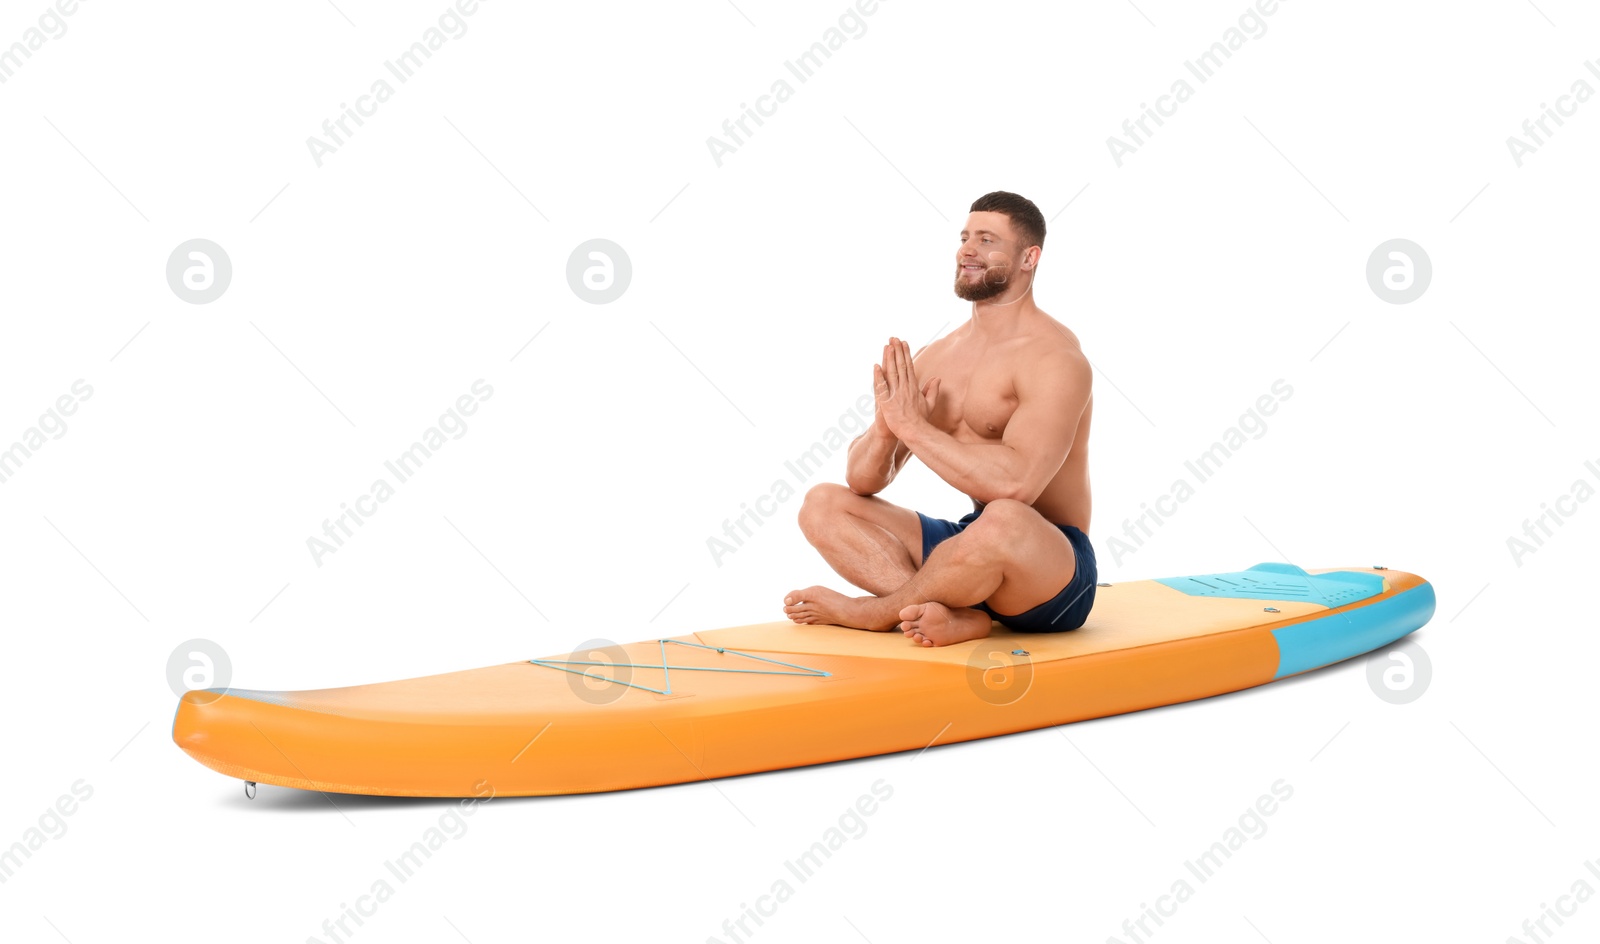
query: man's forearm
845 426 900 495
899 418 1028 504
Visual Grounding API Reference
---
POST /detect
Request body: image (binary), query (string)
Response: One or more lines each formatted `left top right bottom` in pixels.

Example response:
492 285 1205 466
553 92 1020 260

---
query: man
782 191 1096 647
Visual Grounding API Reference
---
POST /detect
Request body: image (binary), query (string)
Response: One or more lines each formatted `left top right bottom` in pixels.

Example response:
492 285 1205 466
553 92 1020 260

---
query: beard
953 263 1012 301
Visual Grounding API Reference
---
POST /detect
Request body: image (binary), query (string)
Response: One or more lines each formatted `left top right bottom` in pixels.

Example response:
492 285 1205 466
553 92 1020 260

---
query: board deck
172 563 1435 797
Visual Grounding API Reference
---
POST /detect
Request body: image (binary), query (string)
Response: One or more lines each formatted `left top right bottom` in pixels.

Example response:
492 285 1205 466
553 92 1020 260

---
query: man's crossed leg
782 483 1094 647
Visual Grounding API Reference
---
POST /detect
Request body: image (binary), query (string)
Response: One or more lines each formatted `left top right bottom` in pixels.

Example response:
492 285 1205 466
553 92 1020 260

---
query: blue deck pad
1154 562 1385 610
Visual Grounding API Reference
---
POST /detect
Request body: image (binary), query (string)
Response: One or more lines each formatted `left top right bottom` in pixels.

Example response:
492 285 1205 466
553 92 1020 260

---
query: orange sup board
172 563 1434 797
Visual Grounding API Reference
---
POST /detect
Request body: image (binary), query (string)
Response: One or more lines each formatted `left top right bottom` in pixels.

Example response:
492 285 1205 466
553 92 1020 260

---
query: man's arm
897 349 1090 505
844 339 932 496
844 423 911 496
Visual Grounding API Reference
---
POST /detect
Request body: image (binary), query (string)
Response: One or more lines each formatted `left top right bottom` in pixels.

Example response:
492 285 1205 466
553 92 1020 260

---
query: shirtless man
782 191 1096 647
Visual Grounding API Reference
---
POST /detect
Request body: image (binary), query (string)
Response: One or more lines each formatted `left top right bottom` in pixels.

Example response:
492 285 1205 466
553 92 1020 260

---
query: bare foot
897 601 993 647
783 586 891 630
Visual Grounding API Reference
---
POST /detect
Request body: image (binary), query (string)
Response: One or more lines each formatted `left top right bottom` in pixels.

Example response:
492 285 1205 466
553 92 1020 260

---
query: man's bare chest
919 350 1018 441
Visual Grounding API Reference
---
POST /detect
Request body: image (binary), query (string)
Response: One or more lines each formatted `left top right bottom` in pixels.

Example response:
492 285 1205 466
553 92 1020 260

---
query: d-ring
244 780 257 800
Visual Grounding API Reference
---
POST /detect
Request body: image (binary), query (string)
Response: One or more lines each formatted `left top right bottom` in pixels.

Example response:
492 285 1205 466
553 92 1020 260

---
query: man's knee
798 483 856 536
972 498 1037 533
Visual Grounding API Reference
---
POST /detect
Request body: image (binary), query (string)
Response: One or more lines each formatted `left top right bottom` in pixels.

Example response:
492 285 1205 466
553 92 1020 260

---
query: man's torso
913 314 1093 531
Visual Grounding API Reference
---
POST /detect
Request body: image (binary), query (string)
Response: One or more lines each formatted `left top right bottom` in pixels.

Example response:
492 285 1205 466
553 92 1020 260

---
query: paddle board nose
172 689 274 786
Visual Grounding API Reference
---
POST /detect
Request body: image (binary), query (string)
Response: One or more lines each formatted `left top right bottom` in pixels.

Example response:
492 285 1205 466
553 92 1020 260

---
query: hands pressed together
872 337 939 441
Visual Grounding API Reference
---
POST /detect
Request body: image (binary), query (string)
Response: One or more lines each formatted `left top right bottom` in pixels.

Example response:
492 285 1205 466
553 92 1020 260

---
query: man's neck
970 285 1038 335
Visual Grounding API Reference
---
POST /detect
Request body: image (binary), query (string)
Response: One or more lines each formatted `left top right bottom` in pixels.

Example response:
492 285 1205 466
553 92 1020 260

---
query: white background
1 0 1595 941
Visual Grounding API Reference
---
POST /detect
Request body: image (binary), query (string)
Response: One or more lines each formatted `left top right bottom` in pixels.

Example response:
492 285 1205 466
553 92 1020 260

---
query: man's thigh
821 487 929 566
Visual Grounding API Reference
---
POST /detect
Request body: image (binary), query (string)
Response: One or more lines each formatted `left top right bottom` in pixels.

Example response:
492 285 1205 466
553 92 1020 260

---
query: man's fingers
883 337 922 401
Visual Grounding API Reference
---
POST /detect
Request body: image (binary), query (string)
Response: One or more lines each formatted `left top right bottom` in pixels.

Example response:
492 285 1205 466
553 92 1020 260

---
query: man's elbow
846 473 884 497
982 480 1044 505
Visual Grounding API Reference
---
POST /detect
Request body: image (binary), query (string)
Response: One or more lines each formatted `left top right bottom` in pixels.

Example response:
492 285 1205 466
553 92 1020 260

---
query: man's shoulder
1020 316 1090 376
1028 311 1083 348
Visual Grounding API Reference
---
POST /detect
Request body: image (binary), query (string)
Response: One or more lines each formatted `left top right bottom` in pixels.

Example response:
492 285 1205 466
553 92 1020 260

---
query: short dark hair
968 191 1045 258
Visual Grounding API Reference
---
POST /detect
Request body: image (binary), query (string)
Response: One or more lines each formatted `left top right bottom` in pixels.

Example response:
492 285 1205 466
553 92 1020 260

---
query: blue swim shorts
915 503 1097 632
